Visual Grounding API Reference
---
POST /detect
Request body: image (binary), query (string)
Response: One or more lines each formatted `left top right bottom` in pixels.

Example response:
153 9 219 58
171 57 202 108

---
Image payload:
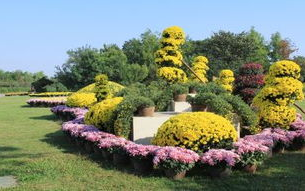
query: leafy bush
113 95 154 138
84 97 123 132
152 112 237 152
196 82 227 95
234 63 264 104
45 82 68 92
170 83 188 95
77 81 124 97
66 93 97 108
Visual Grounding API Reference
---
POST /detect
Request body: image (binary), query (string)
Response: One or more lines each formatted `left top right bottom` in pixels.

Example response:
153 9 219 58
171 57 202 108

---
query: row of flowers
29 92 73 97
27 97 67 107
52 105 305 179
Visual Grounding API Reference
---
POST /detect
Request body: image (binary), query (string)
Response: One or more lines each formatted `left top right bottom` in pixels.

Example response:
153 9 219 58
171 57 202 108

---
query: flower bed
29 92 73 97
27 97 67 107
5 92 29 96
51 105 305 179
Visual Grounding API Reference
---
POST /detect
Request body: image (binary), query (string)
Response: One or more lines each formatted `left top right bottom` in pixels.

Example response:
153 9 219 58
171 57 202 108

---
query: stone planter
131 158 153 174
101 150 113 161
207 167 232 178
164 169 186 180
173 94 187 102
243 164 257 174
137 106 155 117
191 104 208 112
113 153 129 166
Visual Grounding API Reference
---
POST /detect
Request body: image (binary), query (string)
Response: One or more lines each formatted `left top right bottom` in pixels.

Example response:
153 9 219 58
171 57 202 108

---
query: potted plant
186 81 201 94
200 149 240 178
234 139 268 173
125 144 160 174
171 84 188 102
136 96 155 117
271 128 294 154
153 146 199 180
290 130 305 151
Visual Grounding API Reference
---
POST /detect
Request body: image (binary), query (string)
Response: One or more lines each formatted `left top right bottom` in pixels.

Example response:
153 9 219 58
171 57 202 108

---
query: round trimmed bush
84 97 123 131
66 92 97 108
152 112 237 152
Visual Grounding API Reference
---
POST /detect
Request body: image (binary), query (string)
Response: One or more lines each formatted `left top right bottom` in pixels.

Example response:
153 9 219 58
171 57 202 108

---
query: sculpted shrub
66 92 97 108
152 112 237 152
216 69 235 92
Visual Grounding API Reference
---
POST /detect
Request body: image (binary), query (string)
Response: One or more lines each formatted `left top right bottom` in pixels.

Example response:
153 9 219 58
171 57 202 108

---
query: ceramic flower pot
131 158 153 174
113 153 129 166
243 164 257 174
84 141 94 154
208 167 232 178
101 150 113 161
137 107 155 117
164 169 186 180
191 104 208 112
173 94 187 102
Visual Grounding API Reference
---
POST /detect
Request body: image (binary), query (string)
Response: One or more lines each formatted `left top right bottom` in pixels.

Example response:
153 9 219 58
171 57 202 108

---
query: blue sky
1 0 305 76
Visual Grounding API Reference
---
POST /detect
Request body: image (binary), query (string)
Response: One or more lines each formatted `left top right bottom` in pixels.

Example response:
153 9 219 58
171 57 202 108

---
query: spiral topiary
94 74 110 102
155 26 187 83
253 60 304 129
190 56 209 83
216 69 235 92
152 112 237 152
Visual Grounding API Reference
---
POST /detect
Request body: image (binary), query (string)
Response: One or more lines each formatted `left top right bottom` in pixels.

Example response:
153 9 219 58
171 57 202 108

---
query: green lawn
1 96 305 190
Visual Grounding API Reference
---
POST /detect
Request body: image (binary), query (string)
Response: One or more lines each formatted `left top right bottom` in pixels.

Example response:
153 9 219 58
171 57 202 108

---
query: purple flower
125 144 160 158
234 138 269 155
291 114 305 130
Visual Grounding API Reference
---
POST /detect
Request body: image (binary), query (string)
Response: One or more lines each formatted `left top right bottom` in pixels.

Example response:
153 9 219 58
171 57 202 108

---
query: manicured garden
1 96 305 190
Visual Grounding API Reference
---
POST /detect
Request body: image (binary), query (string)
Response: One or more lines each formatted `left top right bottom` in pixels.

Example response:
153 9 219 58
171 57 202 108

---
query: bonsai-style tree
94 74 110 102
190 56 209 83
253 60 304 129
234 63 264 104
155 26 187 83
216 69 235 93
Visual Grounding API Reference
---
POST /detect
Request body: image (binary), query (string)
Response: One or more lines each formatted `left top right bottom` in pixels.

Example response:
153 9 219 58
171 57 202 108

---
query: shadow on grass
29 114 57 121
40 130 164 178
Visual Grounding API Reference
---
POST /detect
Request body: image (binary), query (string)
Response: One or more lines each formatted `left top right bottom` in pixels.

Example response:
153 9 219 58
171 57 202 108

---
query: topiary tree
155 26 188 83
190 56 209 83
234 63 264 104
253 60 304 129
216 69 235 92
94 74 110 102
152 112 237 152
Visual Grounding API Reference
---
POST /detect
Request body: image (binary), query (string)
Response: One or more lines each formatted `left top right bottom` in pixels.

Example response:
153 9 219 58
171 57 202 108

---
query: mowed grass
1 97 305 190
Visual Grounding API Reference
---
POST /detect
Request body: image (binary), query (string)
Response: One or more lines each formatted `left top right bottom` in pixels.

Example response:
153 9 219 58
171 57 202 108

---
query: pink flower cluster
153 146 200 166
51 105 88 119
27 98 66 107
234 139 269 155
62 121 98 137
291 114 305 130
200 149 240 167
125 144 160 158
82 131 116 143
97 137 133 150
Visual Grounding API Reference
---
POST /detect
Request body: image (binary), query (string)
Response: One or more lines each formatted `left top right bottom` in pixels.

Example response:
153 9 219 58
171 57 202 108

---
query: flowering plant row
29 92 73 97
27 97 67 107
52 105 305 178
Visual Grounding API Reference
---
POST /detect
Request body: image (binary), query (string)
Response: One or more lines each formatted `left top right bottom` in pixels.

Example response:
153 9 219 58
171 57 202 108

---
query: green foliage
94 74 109 102
121 64 149 85
220 94 258 127
187 93 233 116
294 56 305 82
170 83 188 95
45 82 68 92
158 159 196 173
239 151 267 166
197 82 227 95
31 77 53 92
113 95 154 138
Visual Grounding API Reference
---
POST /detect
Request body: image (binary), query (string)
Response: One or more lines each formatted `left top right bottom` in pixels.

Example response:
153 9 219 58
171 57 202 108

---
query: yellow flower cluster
253 60 304 129
77 81 124 98
157 67 188 83
151 112 237 152
66 92 97 108
84 97 123 129
190 56 209 83
29 92 73 97
216 69 235 92
155 26 187 83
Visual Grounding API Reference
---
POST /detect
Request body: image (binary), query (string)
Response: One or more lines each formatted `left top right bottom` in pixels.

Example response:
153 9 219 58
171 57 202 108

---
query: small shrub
94 74 110 101
152 112 237 152
66 93 97 108
170 83 188 95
